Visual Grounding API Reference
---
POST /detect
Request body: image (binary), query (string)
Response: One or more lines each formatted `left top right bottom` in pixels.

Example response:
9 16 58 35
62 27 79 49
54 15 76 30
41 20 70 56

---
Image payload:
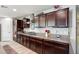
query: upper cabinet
34 14 46 28
23 18 30 28
34 16 40 28
39 14 46 28
17 20 23 31
17 18 30 32
46 12 56 27
55 8 69 28
34 8 69 28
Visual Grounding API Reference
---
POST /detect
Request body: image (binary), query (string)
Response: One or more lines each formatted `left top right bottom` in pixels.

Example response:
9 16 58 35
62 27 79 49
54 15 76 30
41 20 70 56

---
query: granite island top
17 32 70 44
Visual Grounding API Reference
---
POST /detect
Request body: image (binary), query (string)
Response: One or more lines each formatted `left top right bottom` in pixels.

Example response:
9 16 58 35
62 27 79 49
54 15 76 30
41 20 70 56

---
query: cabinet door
17 34 21 43
25 36 30 48
21 35 25 45
39 15 46 27
35 38 43 54
55 8 69 28
29 37 36 51
47 12 55 27
20 34 23 44
43 40 69 54
29 37 43 54
17 20 23 31
34 16 39 28
23 18 30 28
23 35 27 46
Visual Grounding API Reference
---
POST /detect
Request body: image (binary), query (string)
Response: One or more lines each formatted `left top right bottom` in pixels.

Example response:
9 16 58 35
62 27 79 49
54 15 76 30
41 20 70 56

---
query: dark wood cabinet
34 16 39 28
15 33 69 54
55 8 69 28
47 12 56 27
29 37 36 51
39 14 46 27
17 34 30 48
17 18 30 32
29 37 43 54
21 35 25 45
43 40 69 54
22 35 26 46
23 18 30 28
25 36 30 48
34 14 46 28
34 8 69 28
17 34 21 43
35 38 43 54
17 20 23 31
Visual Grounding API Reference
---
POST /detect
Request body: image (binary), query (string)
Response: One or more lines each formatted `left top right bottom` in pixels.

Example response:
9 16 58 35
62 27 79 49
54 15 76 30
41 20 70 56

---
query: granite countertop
17 32 70 44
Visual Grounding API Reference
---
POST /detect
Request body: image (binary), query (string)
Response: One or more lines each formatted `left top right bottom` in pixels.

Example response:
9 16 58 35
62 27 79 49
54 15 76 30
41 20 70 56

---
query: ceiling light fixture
54 5 60 9
13 9 16 12
1 5 8 8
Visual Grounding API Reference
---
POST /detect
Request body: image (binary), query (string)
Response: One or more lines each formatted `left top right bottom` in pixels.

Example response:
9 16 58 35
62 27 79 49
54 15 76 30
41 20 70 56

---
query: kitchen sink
26 32 37 35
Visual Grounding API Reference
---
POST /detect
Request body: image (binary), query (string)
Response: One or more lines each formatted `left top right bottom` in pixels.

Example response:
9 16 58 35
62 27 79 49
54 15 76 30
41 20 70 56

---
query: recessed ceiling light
13 9 16 12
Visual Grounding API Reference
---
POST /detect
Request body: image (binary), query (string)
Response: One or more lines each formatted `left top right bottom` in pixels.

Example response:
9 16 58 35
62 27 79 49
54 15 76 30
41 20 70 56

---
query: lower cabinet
29 37 36 51
16 34 69 54
22 35 26 46
17 34 22 43
25 36 30 48
35 38 43 54
43 40 69 54
29 37 43 54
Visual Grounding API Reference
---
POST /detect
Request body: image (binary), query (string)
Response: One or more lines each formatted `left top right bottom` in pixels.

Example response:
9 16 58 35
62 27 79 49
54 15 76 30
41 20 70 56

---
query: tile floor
0 41 37 54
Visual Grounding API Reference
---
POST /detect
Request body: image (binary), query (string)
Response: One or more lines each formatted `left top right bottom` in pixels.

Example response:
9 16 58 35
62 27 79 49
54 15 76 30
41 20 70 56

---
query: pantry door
1 18 13 41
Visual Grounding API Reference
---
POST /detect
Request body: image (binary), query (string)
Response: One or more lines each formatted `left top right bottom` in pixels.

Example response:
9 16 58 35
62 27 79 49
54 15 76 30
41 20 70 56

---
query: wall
0 17 13 41
0 19 1 41
69 6 76 54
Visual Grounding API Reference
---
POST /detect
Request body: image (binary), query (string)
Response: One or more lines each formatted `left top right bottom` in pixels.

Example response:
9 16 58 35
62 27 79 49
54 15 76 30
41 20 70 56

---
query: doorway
77 6 79 53
0 24 1 41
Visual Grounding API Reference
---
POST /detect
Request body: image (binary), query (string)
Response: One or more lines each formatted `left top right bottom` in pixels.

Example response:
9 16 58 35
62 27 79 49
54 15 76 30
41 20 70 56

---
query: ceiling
0 5 53 18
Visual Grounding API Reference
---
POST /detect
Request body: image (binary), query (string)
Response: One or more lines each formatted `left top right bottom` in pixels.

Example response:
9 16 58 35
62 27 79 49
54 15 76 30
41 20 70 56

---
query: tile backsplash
24 27 69 35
